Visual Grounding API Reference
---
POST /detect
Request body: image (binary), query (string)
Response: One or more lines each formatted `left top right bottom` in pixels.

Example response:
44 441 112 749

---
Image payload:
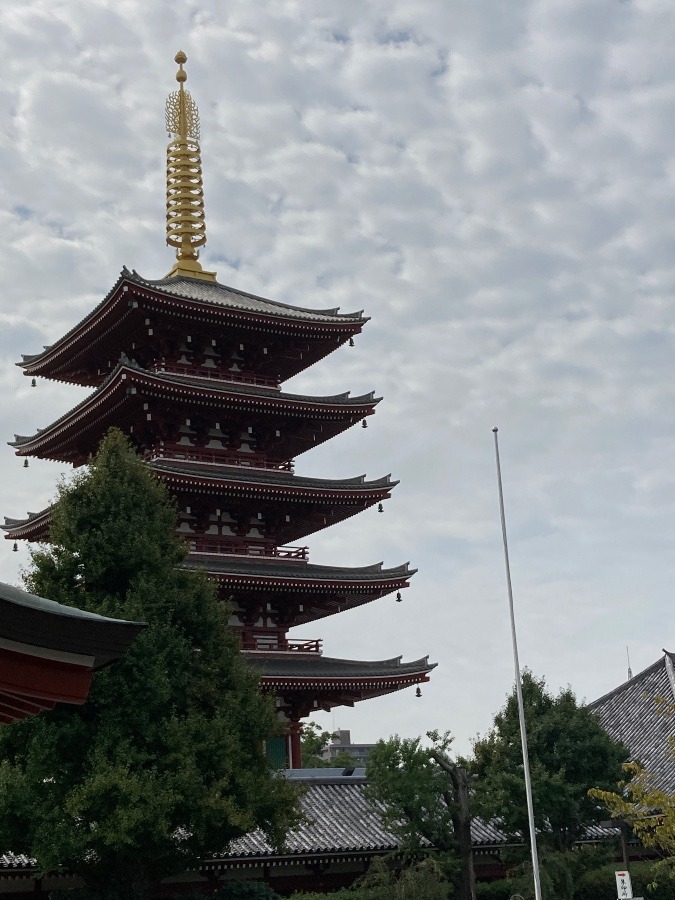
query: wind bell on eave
165 51 216 281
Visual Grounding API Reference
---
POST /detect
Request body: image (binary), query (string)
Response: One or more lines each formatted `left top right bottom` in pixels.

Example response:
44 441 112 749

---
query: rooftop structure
589 649 675 793
5 52 434 766
0 581 144 724
320 729 377 766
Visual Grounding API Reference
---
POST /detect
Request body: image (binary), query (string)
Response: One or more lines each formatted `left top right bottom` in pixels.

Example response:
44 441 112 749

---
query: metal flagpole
492 427 543 900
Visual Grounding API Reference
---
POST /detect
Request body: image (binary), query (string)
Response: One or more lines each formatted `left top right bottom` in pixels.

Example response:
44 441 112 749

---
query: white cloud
1 0 675 754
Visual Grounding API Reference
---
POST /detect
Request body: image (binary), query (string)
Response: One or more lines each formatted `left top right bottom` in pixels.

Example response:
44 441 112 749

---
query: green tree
0 429 299 900
470 671 628 852
366 731 475 900
590 760 675 887
290 856 451 899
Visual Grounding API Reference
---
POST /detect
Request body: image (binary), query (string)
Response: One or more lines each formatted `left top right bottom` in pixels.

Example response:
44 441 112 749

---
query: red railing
241 634 322 653
187 537 308 560
149 362 279 390
145 444 294 472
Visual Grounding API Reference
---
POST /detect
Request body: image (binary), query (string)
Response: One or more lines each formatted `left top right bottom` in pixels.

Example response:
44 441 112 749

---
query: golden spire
164 51 216 281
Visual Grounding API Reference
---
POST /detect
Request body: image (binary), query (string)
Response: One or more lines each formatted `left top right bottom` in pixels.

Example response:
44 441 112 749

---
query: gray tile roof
2 509 50 532
0 581 146 669
0 773 622 872
588 651 675 792
220 770 510 861
0 853 35 869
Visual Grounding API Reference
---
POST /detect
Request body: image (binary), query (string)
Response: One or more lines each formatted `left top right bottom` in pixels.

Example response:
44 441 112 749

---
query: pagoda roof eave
3 461 398 543
10 363 380 459
128 270 368 322
152 366 380 406
19 268 369 375
186 554 416 626
245 652 435 680
147 459 398 496
249 653 435 705
183 554 417 586
2 509 52 541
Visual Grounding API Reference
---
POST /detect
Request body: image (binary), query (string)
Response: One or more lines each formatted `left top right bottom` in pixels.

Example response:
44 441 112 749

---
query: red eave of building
0 639 96 724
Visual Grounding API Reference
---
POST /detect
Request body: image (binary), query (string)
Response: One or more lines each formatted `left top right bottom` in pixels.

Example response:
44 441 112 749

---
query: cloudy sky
1 0 675 755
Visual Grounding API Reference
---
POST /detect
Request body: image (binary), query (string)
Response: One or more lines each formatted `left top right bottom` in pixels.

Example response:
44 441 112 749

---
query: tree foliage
0 429 299 899
366 731 475 900
290 856 451 900
469 671 629 851
590 760 675 886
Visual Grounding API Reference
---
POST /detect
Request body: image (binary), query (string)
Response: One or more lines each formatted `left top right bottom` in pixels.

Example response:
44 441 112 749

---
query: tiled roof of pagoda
3 466 397 545
247 653 434 680
139 367 378 406
20 269 367 377
589 651 675 793
149 459 396 494
127 270 367 322
184 555 415 585
2 508 51 539
185 556 415 625
253 653 433 706
10 363 379 462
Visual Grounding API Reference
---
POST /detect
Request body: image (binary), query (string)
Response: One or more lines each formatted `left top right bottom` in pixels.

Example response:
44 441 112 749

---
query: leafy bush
216 882 284 900
476 879 518 899
291 856 451 899
574 860 675 900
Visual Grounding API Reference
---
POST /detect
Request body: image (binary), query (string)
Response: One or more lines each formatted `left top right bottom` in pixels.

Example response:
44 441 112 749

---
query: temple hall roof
218 769 518 862
0 581 145 669
589 650 675 793
0 581 145 724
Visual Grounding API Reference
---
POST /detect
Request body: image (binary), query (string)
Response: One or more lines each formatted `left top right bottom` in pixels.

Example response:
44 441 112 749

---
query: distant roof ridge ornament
164 51 216 282
664 649 675 701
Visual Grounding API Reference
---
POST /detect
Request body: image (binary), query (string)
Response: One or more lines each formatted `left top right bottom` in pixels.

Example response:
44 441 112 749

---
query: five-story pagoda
5 53 435 768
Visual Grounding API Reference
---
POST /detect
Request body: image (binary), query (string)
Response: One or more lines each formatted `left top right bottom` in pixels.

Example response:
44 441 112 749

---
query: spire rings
166 138 207 254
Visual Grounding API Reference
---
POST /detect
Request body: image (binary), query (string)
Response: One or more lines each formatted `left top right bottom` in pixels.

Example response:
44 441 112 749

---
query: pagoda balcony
145 444 294 472
187 537 309 561
241 634 323 654
148 362 280 390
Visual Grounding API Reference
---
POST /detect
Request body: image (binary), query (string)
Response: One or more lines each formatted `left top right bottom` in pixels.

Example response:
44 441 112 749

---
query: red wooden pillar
288 719 302 769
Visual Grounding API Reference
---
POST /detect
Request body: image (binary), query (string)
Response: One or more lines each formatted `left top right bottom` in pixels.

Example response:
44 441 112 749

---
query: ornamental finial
164 51 216 281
